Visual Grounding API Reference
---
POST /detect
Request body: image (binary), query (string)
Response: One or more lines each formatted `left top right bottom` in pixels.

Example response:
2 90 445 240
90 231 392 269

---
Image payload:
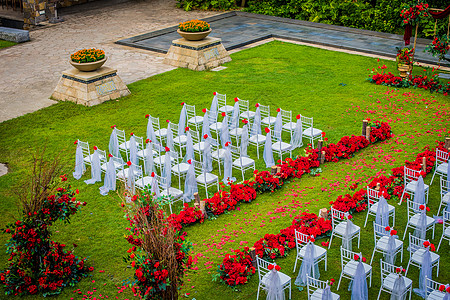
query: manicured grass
0 40 449 299
0 40 16 49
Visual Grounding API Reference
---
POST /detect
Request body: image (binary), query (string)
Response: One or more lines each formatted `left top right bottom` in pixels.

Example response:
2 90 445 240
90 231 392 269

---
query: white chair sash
73 142 85 180
84 150 101 184
99 158 116 196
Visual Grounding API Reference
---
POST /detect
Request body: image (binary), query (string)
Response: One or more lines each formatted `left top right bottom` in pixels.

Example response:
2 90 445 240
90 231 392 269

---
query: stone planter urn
70 57 107 72
177 29 212 41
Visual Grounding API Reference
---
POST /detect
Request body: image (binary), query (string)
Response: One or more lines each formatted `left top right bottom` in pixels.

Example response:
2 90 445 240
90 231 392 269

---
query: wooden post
366 126 371 142
319 208 328 219
422 157 427 173
375 182 381 191
200 200 206 217
194 192 200 206
249 247 257 268
276 166 281 174
271 166 277 175
445 137 450 149
411 23 419 68
362 120 368 136
320 151 325 164
317 140 323 162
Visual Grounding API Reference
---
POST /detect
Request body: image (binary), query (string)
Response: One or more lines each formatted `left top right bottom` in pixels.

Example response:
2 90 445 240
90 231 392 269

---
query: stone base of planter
164 37 231 71
51 67 130 106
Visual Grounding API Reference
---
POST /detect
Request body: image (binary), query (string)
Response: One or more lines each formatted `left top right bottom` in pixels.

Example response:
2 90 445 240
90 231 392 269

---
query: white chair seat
334 221 360 236
137 148 157 158
155 128 167 137
171 163 189 174
303 127 322 138
369 202 395 214
405 180 429 193
261 116 277 125
209 122 223 131
193 142 205 152
310 289 340 300
249 134 266 144
282 122 297 131
117 167 141 180
436 163 448 175
85 153 106 163
411 249 440 265
229 128 243 136
118 141 130 151
343 260 372 277
188 116 204 124
442 192 450 204
444 226 450 237
409 213 435 227
101 161 122 172
173 135 187 145
428 290 446 300
219 105 234 114
382 273 413 291
299 244 327 260
240 110 256 119
212 149 226 160
233 157 255 168
154 155 175 165
161 187 183 199
272 141 292 152
261 270 291 287
196 173 218 184
135 176 154 189
375 236 403 252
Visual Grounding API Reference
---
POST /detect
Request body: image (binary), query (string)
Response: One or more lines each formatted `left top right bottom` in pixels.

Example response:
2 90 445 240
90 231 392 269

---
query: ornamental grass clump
70 48 105 63
178 20 210 32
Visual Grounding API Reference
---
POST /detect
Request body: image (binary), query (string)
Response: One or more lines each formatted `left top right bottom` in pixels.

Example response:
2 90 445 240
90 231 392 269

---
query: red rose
203 134 208 139
275 265 281 271
181 102 185 106
151 172 155 177
221 112 226 117
419 205 425 210
126 161 132 166
74 140 78 145
423 241 430 247
202 108 207 113
242 119 248 124
276 108 281 112
234 97 239 102
390 230 397 236
89 266 94 272
225 142 230 147
188 159 192 164
255 103 259 107
213 92 217 95
268 264 274 270
385 226 390 231
446 286 450 293
420 170 425 176
426 207 430 212
111 125 116 129
108 154 113 157
439 285 445 292
93 146 98 150
145 114 149 118
165 146 170 152
296 114 301 119
347 215 353 220
145 139 150 143
265 127 270 133
130 132 134 136
321 132 326 137
166 119 170 123
362 257 367 263
185 126 190 131
354 254 359 261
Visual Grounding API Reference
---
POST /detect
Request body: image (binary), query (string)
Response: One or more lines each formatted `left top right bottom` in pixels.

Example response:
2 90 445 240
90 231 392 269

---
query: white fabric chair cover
146 118 157 144
162 151 171 189
150 174 160 199
295 241 319 286
414 176 425 205
183 162 198 203
229 101 240 131
264 130 275 168
220 115 231 148
384 234 397 264
266 268 285 300
274 111 282 141
342 217 355 251
109 128 121 158
413 247 432 298
210 94 218 117
222 145 235 184
375 196 390 227
413 210 427 240
144 142 155 175
73 142 85 180
447 160 450 179
99 157 116 196
126 163 136 195
390 274 407 300
184 130 194 162
129 135 138 166
166 126 174 151
203 138 213 172
350 257 368 300
240 124 249 157
178 104 187 136
290 118 303 149
84 150 101 184
251 107 262 136
322 284 333 300
443 292 450 300
202 111 211 141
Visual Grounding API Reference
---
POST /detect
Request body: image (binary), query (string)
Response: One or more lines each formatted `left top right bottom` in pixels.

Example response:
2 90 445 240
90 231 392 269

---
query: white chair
170 152 189 190
425 277 447 300
78 140 91 167
377 260 412 300
249 118 266 159
337 247 372 290
370 222 403 265
230 144 255 181
149 116 168 145
328 207 361 249
237 98 255 120
293 230 327 274
430 149 449 185
229 117 243 145
405 234 440 277
306 276 340 300
153 173 182 214
280 109 296 138
437 210 450 251
135 170 156 191
301 115 322 148
189 129 204 159
137 138 158 161
193 159 219 196
83 147 106 168
216 92 233 114
272 129 292 160
186 104 204 132
364 187 395 227
256 256 291 300
260 104 277 127
115 128 128 161
402 199 435 240
154 150 176 174
437 177 450 216
398 166 430 205
211 142 225 175
117 162 142 182
169 122 187 156
101 155 124 173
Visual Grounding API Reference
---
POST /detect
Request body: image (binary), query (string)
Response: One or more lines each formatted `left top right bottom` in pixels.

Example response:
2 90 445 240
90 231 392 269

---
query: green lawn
0 40 449 299
0 40 16 49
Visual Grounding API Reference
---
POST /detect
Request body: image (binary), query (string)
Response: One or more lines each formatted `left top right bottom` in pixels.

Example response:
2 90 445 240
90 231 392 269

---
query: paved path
0 0 218 123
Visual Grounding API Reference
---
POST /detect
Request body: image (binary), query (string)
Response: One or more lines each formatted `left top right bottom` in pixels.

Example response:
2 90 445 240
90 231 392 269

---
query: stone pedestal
164 37 231 71
51 67 130 106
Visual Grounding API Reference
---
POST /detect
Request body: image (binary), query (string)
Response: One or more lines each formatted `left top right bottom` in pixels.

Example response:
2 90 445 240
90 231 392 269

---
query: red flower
130 132 134 136
151 172 155 177
354 254 360 261
275 265 281 271
188 159 192 164
390 230 397 236
93 146 98 150
330 278 335 286
89 266 94 272
145 114 149 118
385 226 390 231
277 108 281 112
108 154 113 157
185 126 190 131
165 146 170 152
202 108 207 113
213 92 217 95
362 257 367 263
347 215 353 220
74 140 78 145
203 134 208 139
265 127 270 133
255 103 260 107
419 205 425 210
439 285 445 292
225 142 230 147
126 161 132 166
321 132 326 137
296 114 301 119
268 264 274 270
181 102 185 106
166 119 170 123
242 119 248 124
111 125 116 129
221 112 226 117
447 286 450 293
234 97 239 102
423 241 430 247
145 139 150 143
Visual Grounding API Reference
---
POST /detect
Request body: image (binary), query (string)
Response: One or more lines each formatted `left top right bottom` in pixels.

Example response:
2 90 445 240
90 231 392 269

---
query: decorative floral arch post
425 5 450 63
401 1 430 63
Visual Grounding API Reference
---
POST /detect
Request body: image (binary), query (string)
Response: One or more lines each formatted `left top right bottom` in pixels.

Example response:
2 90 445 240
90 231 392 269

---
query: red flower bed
214 247 255 287
168 203 205 232
369 72 450 95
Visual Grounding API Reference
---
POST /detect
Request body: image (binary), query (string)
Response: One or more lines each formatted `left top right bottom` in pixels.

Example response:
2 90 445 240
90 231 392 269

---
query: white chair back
373 222 389 242
406 199 423 216
367 187 380 207
340 246 356 268
78 140 90 160
116 128 126 146
404 166 420 185
330 207 346 229
408 233 426 255
425 277 444 298
216 92 227 110
185 104 197 120
306 275 328 299
436 149 449 165
237 98 249 115
280 109 293 129
301 115 314 133
256 256 271 283
259 103 271 119
97 149 107 165
441 177 450 200
111 155 124 170
443 210 450 232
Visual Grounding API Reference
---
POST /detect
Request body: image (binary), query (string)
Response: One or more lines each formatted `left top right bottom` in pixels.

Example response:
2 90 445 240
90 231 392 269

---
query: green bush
176 0 237 11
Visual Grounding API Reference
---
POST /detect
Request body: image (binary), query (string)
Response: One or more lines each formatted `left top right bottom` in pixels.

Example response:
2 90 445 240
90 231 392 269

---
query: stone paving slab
118 11 449 67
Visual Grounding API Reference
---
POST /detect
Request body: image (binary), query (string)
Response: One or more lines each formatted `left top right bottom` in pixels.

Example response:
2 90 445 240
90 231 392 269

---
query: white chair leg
405 261 411 276
398 190 405 205
403 224 409 240
328 234 334 249
364 211 370 227
337 272 343 290
432 223 435 239
358 233 360 248
437 234 444 251
325 253 327 271
430 171 437 186
377 287 382 300
293 256 298 273
370 248 376 265
256 285 260 300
